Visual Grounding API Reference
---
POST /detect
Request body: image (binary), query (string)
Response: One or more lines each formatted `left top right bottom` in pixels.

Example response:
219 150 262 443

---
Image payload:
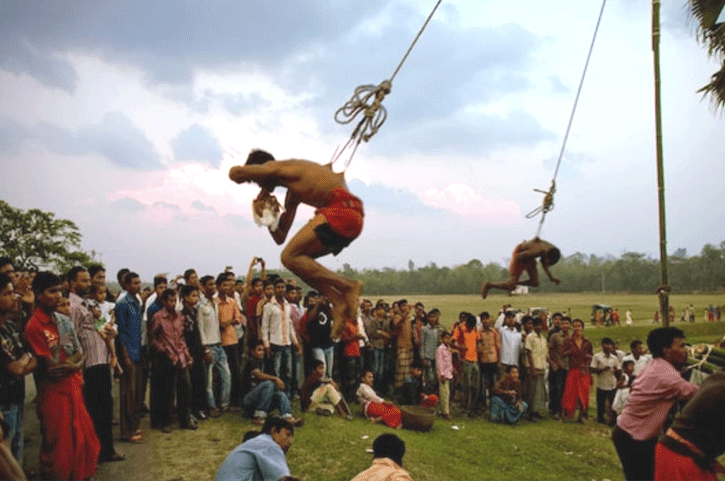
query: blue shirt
115 293 142 362
216 434 290 481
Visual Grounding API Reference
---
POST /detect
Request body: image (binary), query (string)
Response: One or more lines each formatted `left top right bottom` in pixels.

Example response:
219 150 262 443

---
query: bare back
263 160 348 208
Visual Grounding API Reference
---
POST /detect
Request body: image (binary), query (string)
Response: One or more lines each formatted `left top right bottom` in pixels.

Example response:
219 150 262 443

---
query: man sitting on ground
299 359 352 419
216 416 298 481
241 341 302 427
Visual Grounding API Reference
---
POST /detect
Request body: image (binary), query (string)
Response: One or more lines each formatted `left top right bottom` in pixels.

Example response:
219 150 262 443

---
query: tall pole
652 0 670 326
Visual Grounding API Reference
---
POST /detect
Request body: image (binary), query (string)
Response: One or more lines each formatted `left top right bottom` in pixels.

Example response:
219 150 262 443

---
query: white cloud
420 183 520 221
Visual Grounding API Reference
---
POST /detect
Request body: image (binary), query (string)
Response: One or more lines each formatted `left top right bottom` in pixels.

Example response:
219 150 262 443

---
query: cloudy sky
1 0 724 280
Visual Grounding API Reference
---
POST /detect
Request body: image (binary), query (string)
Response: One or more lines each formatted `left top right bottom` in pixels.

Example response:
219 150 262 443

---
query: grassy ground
140 293 724 481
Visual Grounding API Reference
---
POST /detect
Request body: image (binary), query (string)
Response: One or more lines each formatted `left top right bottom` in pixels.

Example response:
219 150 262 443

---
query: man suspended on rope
481 237 561 299
229 150 364 339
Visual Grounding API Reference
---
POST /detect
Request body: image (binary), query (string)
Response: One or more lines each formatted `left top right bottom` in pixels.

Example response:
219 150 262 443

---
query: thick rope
529 0 607 237
331 0 443 170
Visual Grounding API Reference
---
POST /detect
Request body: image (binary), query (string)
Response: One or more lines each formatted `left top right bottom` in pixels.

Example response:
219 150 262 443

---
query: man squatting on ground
228 149 364 339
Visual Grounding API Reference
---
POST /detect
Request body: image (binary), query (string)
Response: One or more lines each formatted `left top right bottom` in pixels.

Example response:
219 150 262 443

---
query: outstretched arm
270 190 300 245
229 163 279 185
541 263 560 285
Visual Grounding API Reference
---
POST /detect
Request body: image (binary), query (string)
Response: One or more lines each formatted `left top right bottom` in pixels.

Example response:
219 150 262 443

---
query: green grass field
152 293 724 481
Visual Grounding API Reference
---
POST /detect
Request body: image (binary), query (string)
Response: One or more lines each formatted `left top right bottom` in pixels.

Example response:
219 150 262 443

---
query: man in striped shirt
68 266 123 463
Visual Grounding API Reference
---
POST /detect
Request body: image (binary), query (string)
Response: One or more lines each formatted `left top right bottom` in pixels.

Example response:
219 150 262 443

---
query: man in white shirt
590 337 620 425
261 278 301 398
198 275 231 417
621 340 652 376
499 311 522 373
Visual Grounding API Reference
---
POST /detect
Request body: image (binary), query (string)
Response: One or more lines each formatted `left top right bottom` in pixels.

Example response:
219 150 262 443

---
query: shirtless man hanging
229 149 364 338
481 237 561 299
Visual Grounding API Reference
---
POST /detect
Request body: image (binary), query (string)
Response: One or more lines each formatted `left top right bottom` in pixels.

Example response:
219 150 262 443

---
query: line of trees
337 243 725 296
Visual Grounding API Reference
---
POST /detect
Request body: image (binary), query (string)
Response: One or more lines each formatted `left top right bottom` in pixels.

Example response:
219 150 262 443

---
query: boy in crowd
590 337 620 425
524 317 548 421
340 315 364 402
150 289 195 432
401 360 438 408
453 312 481 417
299 359 352 419
478 312 500 411
436 330 454 420
420 308 443 392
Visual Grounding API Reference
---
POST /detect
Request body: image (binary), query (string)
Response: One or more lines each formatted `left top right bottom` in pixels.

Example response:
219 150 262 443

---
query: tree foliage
688 0 725 110
0 199 92 273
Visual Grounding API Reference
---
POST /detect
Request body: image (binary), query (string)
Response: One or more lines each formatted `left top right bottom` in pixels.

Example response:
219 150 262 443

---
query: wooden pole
652 0 670 326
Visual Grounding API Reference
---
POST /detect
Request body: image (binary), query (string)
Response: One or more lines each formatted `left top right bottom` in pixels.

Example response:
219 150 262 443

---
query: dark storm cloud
1 112 162 169
0 0 386 89
170 124 224 167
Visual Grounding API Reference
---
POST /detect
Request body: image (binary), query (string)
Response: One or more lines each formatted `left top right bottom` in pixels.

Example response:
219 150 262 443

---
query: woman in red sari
560 318 593 423
25 272 100 480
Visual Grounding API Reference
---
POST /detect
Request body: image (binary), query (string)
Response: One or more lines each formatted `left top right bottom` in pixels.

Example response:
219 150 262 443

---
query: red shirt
341 321 361 357
150 309 192 368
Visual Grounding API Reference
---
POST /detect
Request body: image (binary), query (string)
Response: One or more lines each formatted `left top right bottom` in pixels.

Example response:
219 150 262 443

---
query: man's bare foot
481 282 491 299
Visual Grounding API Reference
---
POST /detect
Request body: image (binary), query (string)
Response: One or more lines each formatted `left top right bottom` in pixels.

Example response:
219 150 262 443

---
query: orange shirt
217 295 244 347
453 324 481 362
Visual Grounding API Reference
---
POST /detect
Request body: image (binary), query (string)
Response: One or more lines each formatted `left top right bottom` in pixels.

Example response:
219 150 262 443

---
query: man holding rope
229 150 364 339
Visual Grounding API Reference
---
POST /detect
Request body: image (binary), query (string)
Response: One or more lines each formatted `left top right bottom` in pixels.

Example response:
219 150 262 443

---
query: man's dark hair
521 315 534 325
242 430 261 443
572 318 584 328
478 311 490 320
216 273 228 287
397 299 408 306
622 360 635 371
123 272 140 286
505 310 516 318
630 340 643 351
372 433 405 467
561 316 572 324
0 257 14 270
545 247 561 266
32 271 61 294
463 312 476 330
0 273 12 290
414 302 424 309
506 365 519 374
427 308 441 316
601 337 614 346
647 327 685 358
263 279 275 288
253 339 265 348
67 266 87 283
183 269 197 281
285 283 297 293
246 149 275 165
274 278 286 287
87 264 105 279
251 277 262 287
116 268 130 285
261 416 293 436
180 284 198 299
160 288 176 303
532 317 543 327
153 275 168 288
411 359 424 371
200 275 214 286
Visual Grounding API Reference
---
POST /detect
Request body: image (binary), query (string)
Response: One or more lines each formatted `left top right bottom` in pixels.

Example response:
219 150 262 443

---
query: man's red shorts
314 188 364 255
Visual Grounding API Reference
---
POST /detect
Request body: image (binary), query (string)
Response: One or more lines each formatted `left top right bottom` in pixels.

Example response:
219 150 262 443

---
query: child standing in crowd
340 317 364 402
420 308 443 392
436 331 454 420
453 312 481 417
611 360 635 418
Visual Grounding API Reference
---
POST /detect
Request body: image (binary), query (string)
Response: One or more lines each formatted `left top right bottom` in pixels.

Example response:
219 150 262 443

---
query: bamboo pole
652 0 670 326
